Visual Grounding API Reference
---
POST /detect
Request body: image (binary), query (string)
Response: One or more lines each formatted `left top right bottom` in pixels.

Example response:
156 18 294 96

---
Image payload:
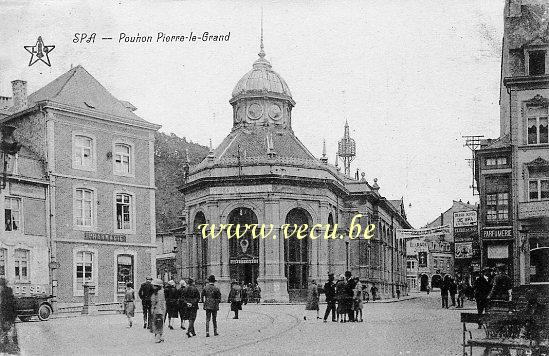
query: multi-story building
0 66 161 306
476 0 549 286
0 104 50 296
406 200 477 291
178 40 411 302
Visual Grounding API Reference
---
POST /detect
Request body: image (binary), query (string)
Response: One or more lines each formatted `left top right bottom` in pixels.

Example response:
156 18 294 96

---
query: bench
461 285 549 356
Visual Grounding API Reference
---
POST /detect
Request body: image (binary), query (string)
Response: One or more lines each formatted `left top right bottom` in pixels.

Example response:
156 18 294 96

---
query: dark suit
323 281 336 321
202 283 221 334
138 281 155 330
474 275 491 318
182 285 200 335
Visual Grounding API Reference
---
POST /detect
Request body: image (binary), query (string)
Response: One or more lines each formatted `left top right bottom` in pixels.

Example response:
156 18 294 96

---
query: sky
0 0 505 228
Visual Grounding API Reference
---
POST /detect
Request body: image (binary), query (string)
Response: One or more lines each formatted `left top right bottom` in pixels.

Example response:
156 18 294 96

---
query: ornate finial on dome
259 6 265 59
321 139 328 164
207 138 214 161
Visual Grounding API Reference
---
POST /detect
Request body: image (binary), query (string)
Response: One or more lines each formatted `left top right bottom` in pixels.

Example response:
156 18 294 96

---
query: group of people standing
473 264 513 326
127 275 221 343
309 271 369 323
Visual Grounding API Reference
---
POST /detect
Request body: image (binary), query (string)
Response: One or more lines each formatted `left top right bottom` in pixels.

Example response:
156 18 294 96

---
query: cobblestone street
17 293 479 356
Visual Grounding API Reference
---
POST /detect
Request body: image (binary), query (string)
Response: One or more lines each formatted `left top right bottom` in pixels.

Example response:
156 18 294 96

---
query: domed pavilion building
178 41 412 302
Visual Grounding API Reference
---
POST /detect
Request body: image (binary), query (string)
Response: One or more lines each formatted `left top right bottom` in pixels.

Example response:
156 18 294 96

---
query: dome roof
231 48 292 100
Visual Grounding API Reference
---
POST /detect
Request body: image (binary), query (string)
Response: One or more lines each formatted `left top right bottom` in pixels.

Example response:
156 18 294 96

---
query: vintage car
13 284 53 322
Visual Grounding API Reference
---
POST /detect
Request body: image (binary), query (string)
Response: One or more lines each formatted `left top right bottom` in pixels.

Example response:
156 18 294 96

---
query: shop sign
453 211 477 228
454 226 476 234
482 228 512 240
397 225 451 239
229 257 259 264
13 284 50 296
84 232 127 242
455 242 473 259
418 252 428 267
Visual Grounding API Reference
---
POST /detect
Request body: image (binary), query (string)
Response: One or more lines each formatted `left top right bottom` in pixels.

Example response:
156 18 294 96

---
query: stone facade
177 43 411 302
477 0 549 286
0 67 161 306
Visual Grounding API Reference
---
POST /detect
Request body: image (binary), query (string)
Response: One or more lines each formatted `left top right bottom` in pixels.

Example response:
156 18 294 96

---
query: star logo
24 36 55 67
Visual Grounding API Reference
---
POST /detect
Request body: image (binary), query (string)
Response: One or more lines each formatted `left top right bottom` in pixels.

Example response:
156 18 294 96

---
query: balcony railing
518 200 549 220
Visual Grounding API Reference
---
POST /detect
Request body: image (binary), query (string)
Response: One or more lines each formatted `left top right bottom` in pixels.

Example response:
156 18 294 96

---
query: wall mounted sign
482 228 512 240
455 242 473 259
84 232 127 242
453 211 477 227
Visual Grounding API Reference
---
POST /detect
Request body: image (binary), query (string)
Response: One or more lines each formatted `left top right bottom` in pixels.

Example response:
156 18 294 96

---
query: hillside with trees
155 132 209 232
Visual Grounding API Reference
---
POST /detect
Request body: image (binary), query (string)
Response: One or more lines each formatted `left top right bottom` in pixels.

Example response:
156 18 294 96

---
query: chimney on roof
11 80 28 112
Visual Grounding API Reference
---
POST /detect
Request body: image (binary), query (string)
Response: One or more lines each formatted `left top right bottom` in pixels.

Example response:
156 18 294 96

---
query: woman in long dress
164 280 179 330
177 279 189 329
304 280 320 321
124 282 135 327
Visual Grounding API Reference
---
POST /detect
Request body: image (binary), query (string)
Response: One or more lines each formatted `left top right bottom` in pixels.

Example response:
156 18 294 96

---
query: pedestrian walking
370 285 378 301
457 278 467 308
441 276 450 309
449 277 457 307
474 268 492 328
151 279 166 343
164 280 179 330
183 278 200 338
202 275 221 337
138 276 154 331
177 279 188 330
396 287 401 299
253 282 261 304
0 278 19 355
488 264 513 302
323 273 337 322
304 279 320 321
426 286 430 295
344 271 356 322
363 286 369 303
335 274 347 322
228 280 243 319
123 282 135 328
353 277 363 322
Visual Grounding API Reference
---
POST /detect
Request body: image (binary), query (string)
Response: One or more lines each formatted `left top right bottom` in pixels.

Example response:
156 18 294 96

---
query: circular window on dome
247 102 263 120
268 104 282 121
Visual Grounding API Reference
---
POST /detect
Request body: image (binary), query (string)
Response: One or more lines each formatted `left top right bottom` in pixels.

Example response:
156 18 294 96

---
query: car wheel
18 316 32 322
38 304 52 321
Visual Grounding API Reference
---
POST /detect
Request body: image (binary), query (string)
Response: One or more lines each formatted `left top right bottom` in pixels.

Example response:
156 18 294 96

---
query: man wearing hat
488 264 512 302
474 268 492 328
138 276 155 331
323 273 337 322
202 275 221 337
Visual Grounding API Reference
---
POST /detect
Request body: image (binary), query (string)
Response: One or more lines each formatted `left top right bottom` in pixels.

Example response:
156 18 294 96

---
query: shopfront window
530 236 549 284
117 254 134 292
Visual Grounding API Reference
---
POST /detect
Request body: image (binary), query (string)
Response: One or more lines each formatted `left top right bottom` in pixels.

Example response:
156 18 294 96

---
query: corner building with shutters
0 66 160 307
178 44 412 302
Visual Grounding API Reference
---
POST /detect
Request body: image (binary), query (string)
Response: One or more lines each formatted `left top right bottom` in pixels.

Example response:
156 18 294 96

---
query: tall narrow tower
337 120 356 177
